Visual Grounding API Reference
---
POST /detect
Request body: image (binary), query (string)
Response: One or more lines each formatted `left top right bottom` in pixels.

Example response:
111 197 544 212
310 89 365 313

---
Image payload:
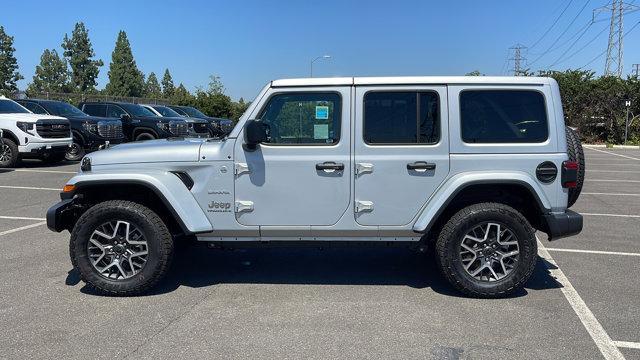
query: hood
67 115 121 123
88 138 206 166
0 113 67 122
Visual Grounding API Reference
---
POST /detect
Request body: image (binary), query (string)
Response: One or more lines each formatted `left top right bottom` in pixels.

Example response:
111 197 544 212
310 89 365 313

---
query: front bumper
19 140 71 155
542 210 583 241
46 198 75 232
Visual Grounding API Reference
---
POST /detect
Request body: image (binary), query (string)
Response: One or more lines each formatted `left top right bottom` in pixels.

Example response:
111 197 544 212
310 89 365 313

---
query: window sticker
313 124 329 139
315 105 329 120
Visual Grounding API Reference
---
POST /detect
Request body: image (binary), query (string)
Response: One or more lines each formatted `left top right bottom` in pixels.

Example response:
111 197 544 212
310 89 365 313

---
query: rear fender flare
412 172 551 233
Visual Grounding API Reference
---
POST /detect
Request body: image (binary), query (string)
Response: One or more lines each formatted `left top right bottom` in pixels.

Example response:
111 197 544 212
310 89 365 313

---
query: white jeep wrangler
0 96 72 167
47 76 584 297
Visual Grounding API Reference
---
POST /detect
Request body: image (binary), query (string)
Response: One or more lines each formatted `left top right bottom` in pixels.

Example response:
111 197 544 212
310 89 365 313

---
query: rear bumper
542 210 583 241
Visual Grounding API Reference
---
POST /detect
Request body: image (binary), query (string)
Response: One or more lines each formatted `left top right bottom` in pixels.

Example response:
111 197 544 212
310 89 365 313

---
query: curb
584 144 640 149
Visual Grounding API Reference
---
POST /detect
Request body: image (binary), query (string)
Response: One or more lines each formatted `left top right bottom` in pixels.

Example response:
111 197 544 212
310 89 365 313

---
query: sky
2 0 640 101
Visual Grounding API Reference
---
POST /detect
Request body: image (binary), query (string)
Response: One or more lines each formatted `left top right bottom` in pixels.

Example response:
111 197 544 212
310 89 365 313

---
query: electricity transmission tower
509 44 528 76
593 0 639 77
633 64 640 77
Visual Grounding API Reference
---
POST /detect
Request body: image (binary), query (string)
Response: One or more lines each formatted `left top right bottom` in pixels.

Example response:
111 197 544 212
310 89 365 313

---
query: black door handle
316 162 345 171
407 161 436 171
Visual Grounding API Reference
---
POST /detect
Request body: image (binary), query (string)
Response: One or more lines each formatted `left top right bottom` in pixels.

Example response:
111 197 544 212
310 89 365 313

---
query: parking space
0 147 639 359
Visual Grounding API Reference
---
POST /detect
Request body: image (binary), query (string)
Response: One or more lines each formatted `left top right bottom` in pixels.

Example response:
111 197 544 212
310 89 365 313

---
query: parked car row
0 96 234 167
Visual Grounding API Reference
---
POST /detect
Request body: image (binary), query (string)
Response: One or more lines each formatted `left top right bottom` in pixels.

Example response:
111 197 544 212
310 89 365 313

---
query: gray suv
47 76 584 297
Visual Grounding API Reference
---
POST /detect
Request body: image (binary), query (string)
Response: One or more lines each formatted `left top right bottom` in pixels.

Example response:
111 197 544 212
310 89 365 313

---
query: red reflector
564 181 577 188
564 161 579 170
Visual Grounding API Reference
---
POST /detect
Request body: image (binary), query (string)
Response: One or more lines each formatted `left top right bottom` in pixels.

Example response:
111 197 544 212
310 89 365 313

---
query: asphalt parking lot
0 147 639 359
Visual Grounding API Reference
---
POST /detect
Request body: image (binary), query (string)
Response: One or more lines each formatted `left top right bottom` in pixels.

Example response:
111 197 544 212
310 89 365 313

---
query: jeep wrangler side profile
47 77 584 297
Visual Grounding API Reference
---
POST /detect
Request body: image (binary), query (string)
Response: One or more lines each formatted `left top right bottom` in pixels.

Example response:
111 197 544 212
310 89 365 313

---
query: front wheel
65 141 85 162
135 132 156 141
70 200 174 296
0 138 19 168
435 203 537 298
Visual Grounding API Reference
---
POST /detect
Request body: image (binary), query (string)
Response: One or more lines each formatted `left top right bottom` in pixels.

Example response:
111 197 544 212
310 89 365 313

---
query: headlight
158 122 170 131
82 121 99 134
16 121 35 135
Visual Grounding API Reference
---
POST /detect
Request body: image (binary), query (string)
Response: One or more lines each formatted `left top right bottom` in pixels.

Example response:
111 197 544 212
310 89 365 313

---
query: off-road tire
70 200 174 296
565 126 585 208
435 203 537 298
135 132 156 141
0 137 19 168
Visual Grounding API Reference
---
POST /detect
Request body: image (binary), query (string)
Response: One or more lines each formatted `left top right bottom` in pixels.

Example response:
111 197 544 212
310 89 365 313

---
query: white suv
0 96 72 167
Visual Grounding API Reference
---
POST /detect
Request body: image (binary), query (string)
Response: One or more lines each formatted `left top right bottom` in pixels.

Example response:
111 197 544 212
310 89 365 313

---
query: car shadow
71 245 562 298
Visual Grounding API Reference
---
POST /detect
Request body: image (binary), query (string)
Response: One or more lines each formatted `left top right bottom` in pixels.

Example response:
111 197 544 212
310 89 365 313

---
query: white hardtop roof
271 76 552 87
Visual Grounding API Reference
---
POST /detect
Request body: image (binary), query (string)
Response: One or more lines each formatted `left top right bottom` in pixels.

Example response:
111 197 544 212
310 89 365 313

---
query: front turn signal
62 184 76 193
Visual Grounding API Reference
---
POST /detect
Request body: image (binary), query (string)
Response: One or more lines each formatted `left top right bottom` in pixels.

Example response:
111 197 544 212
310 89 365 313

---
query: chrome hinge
235 163 250 175
235 200 254 213
355 163 374 176
355 200 374 213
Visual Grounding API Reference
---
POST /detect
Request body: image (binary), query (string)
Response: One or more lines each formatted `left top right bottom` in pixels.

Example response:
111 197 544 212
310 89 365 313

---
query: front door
234 87 352 231
354 86 450 226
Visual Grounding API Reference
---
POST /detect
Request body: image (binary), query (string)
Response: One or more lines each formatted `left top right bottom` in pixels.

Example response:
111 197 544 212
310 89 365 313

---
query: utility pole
593 1 639 77
509 44 527 76
633 64 640 77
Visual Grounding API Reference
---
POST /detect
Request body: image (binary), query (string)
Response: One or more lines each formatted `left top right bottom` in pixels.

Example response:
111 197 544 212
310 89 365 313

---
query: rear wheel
70 200 174 296
435 203 537 298
565 126 585 208
0 138 19 168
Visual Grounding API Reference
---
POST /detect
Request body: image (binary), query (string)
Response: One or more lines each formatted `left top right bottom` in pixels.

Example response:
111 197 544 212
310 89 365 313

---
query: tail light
561 161 579 188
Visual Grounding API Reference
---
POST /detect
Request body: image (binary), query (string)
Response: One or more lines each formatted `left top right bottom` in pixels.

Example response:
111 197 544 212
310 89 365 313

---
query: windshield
0 99 30 114
169 106 188 116
120 103 157 117
41 101 87 117
181 106 208 118
152 106 182 117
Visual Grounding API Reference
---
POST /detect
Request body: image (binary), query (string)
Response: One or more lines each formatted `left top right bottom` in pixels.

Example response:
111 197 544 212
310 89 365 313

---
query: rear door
354 86 450 226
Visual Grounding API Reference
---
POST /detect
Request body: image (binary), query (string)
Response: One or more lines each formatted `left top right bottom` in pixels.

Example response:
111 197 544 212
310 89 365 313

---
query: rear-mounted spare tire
565 126 585 208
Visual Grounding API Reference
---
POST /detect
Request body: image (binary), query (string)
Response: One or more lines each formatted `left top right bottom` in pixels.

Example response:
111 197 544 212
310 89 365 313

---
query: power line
548 21 595 68
529 0 592 67
578 19 640 70
529 0 575 50
553 22 611 67
593 0 640 76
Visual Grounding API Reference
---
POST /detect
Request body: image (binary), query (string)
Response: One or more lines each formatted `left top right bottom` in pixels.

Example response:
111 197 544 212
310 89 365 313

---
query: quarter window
258 92 341 145
460 90 548 143
363 92 440 144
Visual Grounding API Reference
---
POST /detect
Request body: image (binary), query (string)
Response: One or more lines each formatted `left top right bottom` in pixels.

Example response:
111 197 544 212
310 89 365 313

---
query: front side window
82 104 106 117
363 91 440 144
258 92 341 145
107 105 127 118
460 90 548 143
120 103 156 117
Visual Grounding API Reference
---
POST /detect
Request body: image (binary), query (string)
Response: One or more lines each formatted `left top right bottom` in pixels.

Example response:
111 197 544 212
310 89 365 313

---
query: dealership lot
0 147 639 359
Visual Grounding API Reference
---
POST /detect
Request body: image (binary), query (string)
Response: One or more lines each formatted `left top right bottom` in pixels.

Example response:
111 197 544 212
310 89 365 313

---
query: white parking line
584 147 640 161
582 192 640 197
0 185 60 191
0 221 46 237
582 213 640 218
537 239 625 359
613 341 640 350
546 248 640 257
587 179 640 183
9 169 76 174
587 170 640 173
589 163 640 167
0 215 46 221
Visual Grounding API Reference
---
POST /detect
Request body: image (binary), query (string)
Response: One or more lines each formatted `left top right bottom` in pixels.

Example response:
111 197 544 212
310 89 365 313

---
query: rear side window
364 91 439 144
460 90 548 143
82 104 106 117
258 92 341 145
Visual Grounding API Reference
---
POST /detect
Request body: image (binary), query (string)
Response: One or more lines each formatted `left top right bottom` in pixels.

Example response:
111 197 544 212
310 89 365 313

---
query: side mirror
244 119 268 151
120 114 131 121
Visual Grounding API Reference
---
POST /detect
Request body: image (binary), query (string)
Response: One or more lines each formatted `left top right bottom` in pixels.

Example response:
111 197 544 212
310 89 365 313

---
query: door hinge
355 200 374 213
235 163 250 175
235 200 254 213
355 163 374 176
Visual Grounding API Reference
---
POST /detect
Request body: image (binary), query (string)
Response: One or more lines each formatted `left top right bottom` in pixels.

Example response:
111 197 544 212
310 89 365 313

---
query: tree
144 72 162 98
27 49 70 94
105 31 145 97
162 69 175 98
231 98 250 121
465 70 484 76
61 22 103 92
0 26 23 95
171 83 195 105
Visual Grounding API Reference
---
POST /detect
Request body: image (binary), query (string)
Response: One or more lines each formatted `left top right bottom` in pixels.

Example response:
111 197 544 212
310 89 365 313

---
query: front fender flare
68 170 213 234
412 172 551 233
